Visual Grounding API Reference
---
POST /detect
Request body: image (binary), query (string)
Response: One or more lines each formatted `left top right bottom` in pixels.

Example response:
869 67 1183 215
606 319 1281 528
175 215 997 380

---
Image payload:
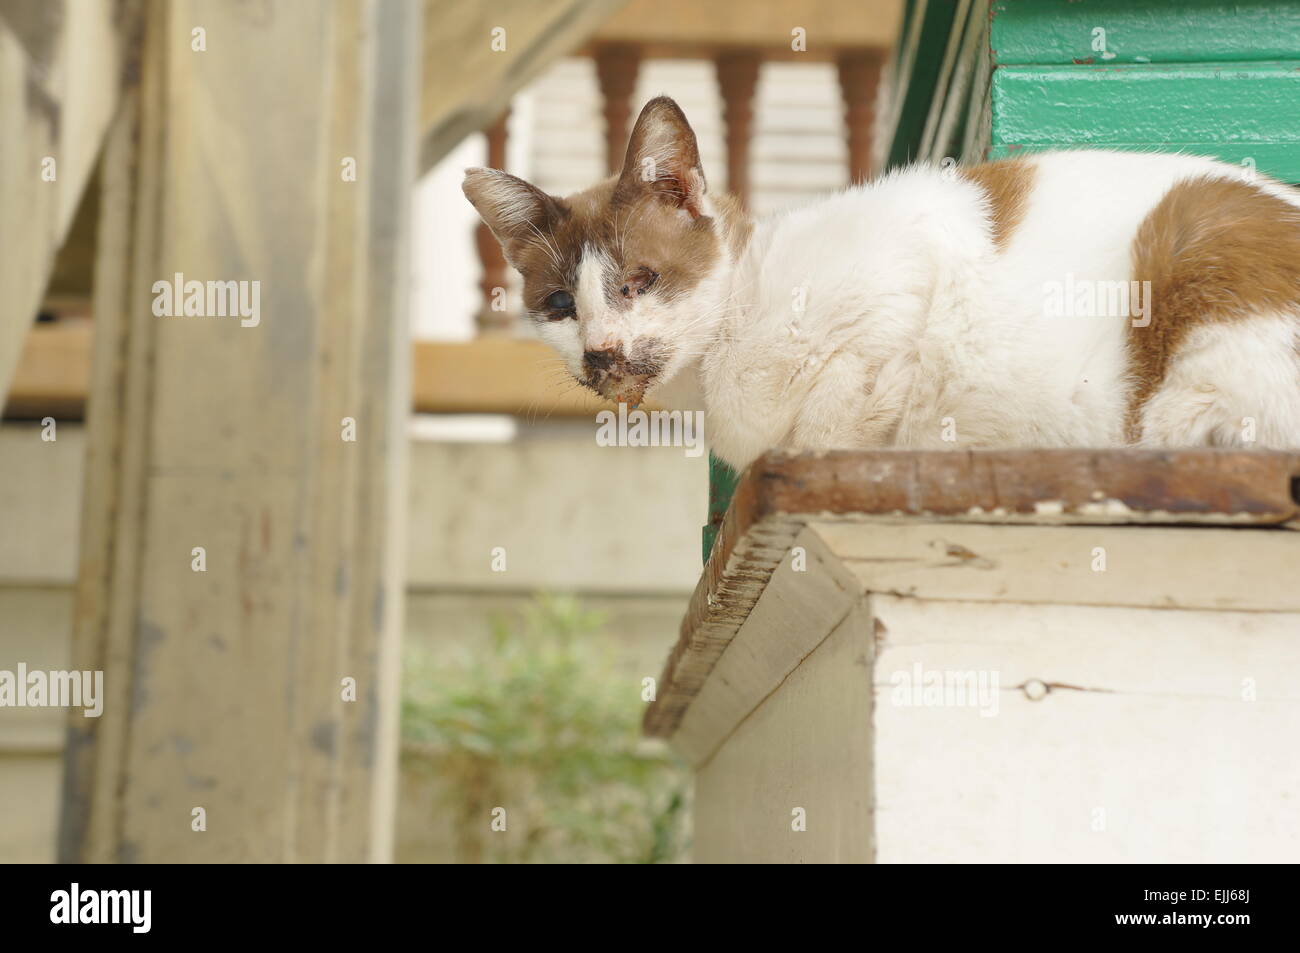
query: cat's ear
615 96 708 218
462 168 562 266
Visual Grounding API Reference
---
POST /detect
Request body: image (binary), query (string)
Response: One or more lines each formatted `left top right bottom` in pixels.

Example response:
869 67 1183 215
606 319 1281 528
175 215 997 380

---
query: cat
464 96 1300 472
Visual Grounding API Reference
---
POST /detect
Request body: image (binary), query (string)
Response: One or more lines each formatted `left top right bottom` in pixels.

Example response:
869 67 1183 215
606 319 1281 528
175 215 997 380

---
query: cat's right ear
615 96 708 218
462 168 560 266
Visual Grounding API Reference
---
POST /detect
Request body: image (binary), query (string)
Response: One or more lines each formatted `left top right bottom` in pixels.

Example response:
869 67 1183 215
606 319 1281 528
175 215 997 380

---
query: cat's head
463 96 744 405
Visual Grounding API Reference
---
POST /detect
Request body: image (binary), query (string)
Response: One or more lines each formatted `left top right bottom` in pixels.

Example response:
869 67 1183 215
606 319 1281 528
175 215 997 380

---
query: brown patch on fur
504 176 729 318
958 159 1036 250
1126 175 1300 439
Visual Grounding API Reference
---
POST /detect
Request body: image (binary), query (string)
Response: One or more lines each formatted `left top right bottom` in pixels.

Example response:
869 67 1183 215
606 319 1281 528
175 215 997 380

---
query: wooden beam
414 337 660 415
419 0 629 173
0 0 137 425
594 0 903 48
1 318 92 419
7 326 652 419
60 0 421 863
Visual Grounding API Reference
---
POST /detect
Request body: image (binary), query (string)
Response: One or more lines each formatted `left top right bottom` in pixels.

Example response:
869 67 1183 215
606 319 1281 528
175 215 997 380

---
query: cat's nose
583 348 621 372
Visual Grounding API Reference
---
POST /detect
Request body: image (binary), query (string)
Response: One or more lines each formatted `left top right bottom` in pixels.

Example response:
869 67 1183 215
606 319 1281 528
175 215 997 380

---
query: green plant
401 594 690 863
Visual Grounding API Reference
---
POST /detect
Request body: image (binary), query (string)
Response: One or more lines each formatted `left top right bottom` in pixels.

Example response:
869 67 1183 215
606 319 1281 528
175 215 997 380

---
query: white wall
0 421 704 862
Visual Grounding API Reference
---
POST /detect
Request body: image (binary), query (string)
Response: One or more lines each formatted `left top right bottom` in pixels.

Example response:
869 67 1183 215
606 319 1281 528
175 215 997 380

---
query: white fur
655 150 1300 469
546 231 734 397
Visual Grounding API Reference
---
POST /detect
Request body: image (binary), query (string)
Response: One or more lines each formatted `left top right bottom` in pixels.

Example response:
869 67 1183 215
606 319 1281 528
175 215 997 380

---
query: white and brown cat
464 96 1300 471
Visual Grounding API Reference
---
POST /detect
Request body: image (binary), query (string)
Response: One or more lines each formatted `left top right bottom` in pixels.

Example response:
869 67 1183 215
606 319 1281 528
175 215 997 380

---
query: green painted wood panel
703 453 739 563
991 0 1300 66
991 61 1300 182
885 0 965 168
988 141 1300 182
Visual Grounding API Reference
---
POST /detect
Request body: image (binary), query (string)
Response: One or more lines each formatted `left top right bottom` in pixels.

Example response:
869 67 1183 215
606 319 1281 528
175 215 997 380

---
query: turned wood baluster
594 43 642 174
836 49 885 186
715 50 761 209
475 110 512 334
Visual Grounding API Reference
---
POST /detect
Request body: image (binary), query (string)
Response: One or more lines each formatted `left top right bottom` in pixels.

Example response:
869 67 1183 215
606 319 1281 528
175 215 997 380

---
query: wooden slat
990 0 1300 66
0 0 136 417
669 526 861 765
989 62 1300 184
6 325 648 419
412 337 658 416
819 520 1300 613
419 0 627 172
643 448 1300 739
2 319 92 418
594 0 902 49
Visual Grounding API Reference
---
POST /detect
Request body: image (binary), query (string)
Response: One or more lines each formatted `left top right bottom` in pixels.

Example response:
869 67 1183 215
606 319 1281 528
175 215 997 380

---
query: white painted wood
813 520 1300 612
0 754 62 863
871 595 1300 863
671 526 859 764
694 598 874 864
407 432 707 593
687 517 1300 862
0 586 71 752
0 420 706 594
0 425 84 584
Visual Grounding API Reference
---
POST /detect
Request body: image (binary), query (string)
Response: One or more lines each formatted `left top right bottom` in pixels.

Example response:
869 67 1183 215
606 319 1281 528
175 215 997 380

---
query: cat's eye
620 267 659 299
544 290 575 315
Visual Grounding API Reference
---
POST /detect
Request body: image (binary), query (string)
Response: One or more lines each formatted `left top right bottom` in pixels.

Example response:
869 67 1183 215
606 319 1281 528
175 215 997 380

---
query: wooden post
594 43 642 175
714 51 761 207
59 0 419 863
475 111 513 334
837 49 885 185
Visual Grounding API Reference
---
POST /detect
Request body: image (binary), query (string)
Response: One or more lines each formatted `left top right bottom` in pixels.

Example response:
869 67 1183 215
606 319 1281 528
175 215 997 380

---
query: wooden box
646 450 1300 863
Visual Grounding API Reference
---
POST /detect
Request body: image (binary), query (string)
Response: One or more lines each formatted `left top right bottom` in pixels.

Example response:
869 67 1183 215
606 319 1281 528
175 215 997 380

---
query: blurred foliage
401 594 690 863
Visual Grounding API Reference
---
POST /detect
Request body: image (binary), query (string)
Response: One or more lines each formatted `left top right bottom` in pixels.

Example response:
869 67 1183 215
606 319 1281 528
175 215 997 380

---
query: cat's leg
1136 313 1300 449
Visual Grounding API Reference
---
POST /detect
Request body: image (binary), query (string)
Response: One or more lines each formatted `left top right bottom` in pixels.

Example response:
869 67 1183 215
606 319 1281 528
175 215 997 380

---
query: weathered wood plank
871 594 1300 862
6 328 662 419
644 449 1300 740
0 0 136 410
694 597 874 864
990 62 1300 182
419 0 627 172
991 0 1300 66
61 0 420 863
669 526 859 765
816 521 1300 613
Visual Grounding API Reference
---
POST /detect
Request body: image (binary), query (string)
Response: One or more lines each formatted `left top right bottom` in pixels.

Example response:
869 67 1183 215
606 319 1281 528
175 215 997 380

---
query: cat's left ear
615 96 707 218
